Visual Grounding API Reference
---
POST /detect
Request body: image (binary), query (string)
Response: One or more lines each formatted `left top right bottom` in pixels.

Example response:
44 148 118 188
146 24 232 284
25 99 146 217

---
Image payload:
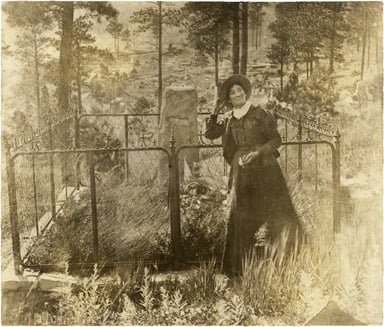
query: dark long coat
205 105 302 276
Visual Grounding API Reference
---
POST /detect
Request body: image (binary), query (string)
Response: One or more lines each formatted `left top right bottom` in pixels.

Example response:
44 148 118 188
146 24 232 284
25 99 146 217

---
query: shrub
133 96 153 114
55 265 125 325
277 66 339 120
180 182 226 261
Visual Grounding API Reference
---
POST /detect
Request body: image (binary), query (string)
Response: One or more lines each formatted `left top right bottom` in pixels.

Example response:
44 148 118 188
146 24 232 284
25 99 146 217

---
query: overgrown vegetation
14 226 379 325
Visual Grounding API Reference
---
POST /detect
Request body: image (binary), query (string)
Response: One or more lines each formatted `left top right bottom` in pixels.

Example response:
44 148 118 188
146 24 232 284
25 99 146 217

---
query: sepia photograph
1 1 383 325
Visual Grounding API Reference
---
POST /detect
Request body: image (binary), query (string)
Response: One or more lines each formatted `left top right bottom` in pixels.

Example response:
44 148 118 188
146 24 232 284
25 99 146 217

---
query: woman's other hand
240 151 259 167
212 86 225 115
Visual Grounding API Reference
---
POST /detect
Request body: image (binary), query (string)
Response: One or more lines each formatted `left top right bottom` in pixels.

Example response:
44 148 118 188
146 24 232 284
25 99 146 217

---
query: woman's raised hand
212 86 225 115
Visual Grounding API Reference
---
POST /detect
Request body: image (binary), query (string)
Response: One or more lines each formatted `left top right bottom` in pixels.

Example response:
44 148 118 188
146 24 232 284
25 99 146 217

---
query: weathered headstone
158 87 199 183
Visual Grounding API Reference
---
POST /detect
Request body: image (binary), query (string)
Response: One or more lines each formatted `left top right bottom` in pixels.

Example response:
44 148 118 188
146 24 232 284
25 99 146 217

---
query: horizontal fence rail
8 114 75 153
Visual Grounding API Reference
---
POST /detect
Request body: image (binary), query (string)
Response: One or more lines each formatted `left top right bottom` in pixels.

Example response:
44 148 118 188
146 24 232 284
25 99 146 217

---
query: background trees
182 2 231 86
321 3 349 73
72 16 96 114
3 2 53 127
3 1 382 131
106 18 123 59
249 4 265 50
130 3 180 115
4 1 117 123
267 3 295 93
345 2 382 79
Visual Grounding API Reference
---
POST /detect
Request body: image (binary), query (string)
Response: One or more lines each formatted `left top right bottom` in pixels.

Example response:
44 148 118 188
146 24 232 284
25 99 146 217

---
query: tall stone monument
158 87 199 183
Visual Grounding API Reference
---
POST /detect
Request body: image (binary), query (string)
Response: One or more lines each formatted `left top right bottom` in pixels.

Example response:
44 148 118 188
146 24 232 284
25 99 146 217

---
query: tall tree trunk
117 32 120 58
214 29 219 87
58 2 74 116
58 2 74 183
367 23 371 68
375 28 378 64
361 8 368 80
255 22 258 49
251 22 255 48
280 61 284 93
240 2 248 75
306 60 309 79
329 5 337 73
114 36 117 58
232 3 240 74
33 30 41 127
158 1 162 123
258 21 262 48
310 53 313 76
76 47 82 115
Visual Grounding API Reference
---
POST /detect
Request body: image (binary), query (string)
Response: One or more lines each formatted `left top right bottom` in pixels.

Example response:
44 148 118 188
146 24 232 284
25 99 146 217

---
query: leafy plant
56 265 117 325
133 96 153 114
180 182 226 261
294 66 339 118
183 258 226 304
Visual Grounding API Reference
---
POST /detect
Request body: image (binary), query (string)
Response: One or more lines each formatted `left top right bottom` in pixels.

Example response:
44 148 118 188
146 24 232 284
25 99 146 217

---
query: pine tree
320 3 349 73
182 2 231 86
121 28 132 51
240 2 248 75
106 17 123 59
232 3 240 74
72 16 96 114
130 3 181 117
268 3 295 92
3 2 53 127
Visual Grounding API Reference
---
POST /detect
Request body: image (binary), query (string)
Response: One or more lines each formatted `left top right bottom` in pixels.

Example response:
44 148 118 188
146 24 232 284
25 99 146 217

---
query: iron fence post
297 116 303 182
74 109 80 150
64 149 68 199
5 139 22 275
74 109 81 188
333 130 341 233
124 115 129 181
49 126 56 221
169 134 182 265
315 129 319 193
32 154 39 236
285 119 288 176
88 151 99 262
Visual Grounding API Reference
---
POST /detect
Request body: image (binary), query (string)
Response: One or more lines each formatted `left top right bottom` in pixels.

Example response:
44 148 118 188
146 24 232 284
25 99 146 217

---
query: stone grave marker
158 87 199 183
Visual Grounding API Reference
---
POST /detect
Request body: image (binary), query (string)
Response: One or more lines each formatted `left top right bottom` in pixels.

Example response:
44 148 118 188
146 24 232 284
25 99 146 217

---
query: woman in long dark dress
205 75 303 277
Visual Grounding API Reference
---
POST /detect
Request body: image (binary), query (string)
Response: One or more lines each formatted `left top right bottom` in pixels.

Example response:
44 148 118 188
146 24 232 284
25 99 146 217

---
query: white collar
232 100 251 119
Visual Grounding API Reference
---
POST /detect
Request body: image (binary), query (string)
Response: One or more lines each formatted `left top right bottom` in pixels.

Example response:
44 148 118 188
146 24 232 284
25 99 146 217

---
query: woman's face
229 84 247 108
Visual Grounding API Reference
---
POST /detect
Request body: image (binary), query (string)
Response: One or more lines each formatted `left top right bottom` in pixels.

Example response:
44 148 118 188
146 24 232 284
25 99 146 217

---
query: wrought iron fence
4 104 341 275
5 144 172 274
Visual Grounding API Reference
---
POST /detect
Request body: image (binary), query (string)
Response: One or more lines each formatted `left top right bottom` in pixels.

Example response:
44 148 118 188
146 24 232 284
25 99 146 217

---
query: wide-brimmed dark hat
218 74 252 102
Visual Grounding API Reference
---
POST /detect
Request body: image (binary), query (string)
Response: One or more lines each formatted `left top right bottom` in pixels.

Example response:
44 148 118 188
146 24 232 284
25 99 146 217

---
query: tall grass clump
224 226 342 324
240 228 304 316
118 262 222 325
183 258 227 304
